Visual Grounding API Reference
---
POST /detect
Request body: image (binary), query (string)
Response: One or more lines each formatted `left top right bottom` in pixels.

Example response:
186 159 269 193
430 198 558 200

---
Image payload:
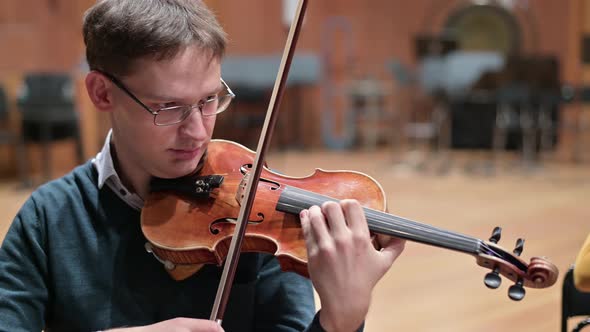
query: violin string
285 187 531 273
291 186 475 245
369 210 525 271
479 242 504 259
282 186 449 246
367 208 478 244
365 210 481 251
287 186 482 252
284 185 524 268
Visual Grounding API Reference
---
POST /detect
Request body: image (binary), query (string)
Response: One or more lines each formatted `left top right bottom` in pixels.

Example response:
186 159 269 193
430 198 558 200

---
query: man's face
109 45 222 179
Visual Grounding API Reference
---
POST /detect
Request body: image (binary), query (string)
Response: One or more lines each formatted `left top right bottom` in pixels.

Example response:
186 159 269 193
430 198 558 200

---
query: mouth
169 147 201 160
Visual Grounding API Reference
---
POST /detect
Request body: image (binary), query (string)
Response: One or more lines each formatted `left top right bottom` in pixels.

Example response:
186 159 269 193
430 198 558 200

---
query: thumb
378 237 406 267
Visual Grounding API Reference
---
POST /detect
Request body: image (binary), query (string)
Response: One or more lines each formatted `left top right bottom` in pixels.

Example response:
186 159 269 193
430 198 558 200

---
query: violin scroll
476 227 558 301
527 256 559 287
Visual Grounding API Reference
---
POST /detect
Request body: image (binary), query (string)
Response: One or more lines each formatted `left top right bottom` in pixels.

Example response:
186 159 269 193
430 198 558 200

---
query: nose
178 107 209 141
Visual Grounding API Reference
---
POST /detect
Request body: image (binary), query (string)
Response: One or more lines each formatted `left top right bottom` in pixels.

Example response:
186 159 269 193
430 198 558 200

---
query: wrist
318 306 367 332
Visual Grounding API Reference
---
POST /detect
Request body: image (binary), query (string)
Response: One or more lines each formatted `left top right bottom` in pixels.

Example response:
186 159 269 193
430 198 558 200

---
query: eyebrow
140 82 224 103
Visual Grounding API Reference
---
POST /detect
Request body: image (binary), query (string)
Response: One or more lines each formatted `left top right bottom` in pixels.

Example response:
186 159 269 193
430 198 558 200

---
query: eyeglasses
99 70 235 126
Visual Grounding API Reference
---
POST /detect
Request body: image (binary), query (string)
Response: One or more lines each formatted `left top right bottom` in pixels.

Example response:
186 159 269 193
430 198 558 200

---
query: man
0 0 405 331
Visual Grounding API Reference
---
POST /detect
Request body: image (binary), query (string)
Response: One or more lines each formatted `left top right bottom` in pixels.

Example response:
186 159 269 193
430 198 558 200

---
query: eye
204 95 217 102
155 102 179 109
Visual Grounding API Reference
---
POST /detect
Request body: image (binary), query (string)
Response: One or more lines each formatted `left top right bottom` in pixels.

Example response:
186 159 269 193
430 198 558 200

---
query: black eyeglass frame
97 70 235 126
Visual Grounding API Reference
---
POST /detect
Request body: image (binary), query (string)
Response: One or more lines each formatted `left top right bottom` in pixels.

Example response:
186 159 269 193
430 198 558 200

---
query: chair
573 87 590 163
0 85 28 185
220 54 320 149
387 59 451 174
387 59 416 150
348 75 390 150
17 73 84 183
493 83 533 168
528 56 561 158
562 266 590 332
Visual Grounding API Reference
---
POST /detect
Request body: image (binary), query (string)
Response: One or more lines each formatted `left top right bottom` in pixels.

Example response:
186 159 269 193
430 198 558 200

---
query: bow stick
209 0 309 324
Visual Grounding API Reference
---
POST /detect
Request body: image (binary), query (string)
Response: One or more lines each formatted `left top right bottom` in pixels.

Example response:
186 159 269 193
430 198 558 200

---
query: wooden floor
1 148 589 332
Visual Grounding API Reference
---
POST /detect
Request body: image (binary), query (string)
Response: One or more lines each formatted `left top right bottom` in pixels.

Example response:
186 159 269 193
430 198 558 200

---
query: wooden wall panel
0 0 581 179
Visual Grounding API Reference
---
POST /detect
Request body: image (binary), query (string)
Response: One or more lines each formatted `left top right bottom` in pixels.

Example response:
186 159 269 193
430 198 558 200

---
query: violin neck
276 186 483 255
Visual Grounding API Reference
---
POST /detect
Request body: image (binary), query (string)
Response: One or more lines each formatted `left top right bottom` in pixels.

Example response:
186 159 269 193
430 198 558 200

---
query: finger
340 199 370 238
321 201 349 237
370 233 381 250
379 237 406 267
375 234 392 250
166 317 225 332
308 205 332 249
300 209 317 256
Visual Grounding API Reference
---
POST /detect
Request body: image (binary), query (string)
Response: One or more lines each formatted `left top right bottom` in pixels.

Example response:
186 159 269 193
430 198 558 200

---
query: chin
151 150 205 179
168 159 202 178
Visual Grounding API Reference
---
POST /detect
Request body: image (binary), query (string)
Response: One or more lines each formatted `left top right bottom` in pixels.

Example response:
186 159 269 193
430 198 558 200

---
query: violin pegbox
477 226 558 301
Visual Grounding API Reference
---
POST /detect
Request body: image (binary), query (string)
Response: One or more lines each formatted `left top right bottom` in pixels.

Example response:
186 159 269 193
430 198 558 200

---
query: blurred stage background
1 0 590 331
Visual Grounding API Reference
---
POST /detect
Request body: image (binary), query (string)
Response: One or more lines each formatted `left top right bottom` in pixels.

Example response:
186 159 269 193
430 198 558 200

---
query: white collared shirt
92 130 144 210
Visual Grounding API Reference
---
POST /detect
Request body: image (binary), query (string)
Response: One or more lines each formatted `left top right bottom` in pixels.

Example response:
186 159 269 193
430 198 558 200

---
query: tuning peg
508 278 526 301
489 226 502 244
513 238 525 257
484 266 502 289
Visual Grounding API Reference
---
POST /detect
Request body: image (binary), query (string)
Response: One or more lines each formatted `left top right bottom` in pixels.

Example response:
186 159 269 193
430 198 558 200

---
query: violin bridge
235 172 250 205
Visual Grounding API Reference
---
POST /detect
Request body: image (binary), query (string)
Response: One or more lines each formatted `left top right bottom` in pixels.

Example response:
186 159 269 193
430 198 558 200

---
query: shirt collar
92 130 210 211
93 129 116 189
92 130 144 210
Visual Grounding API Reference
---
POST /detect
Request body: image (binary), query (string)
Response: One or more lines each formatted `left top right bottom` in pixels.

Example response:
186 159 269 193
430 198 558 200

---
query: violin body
142 139 558 297
141 139 386 278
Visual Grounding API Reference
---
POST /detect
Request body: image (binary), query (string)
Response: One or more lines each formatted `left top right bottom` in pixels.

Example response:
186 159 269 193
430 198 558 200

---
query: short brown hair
83 0 227 77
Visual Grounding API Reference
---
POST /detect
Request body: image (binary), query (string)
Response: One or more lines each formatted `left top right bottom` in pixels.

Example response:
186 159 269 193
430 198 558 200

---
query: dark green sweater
0 161 324 332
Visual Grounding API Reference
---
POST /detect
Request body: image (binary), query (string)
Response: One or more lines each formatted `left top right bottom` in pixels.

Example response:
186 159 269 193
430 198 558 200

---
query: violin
140 139 558 301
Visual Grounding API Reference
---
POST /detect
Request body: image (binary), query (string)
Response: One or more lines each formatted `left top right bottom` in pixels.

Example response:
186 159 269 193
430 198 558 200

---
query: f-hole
210 214 265 234
240 164 281 190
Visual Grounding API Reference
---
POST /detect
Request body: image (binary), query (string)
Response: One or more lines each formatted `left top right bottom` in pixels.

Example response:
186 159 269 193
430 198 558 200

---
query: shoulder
34 161 96 199
20 161 98 221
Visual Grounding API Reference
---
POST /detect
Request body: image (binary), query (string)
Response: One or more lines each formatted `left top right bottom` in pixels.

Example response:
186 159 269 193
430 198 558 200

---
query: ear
85 71 115 112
